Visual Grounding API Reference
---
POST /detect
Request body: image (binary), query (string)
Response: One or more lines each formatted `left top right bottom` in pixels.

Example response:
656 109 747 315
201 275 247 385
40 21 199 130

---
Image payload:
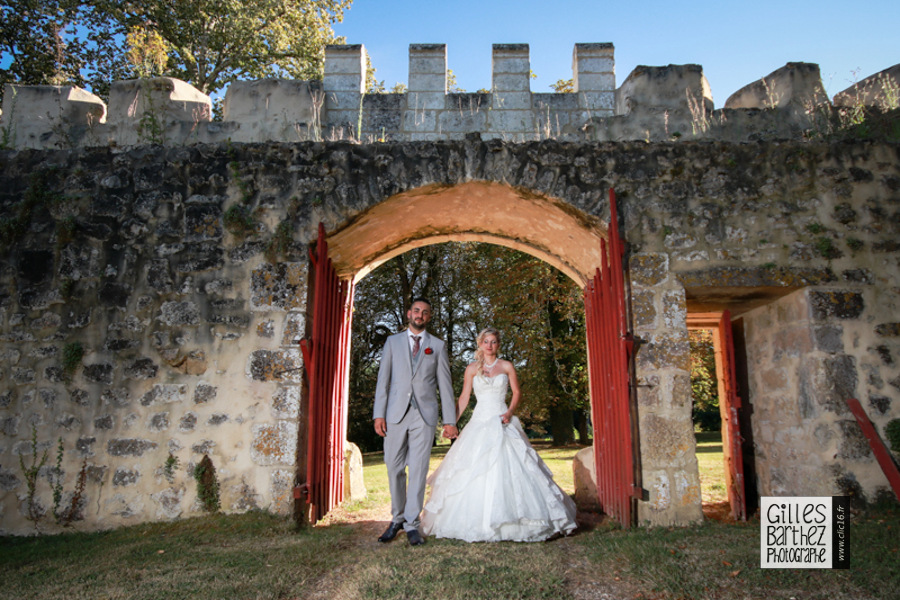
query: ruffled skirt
421 405 577 542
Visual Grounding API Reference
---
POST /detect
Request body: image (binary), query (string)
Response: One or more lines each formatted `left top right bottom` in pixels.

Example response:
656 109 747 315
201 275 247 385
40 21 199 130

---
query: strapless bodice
470 373 509 419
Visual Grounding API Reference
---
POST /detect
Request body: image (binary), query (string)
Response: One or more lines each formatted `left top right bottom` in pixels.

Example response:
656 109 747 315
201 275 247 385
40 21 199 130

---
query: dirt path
305 503 640 600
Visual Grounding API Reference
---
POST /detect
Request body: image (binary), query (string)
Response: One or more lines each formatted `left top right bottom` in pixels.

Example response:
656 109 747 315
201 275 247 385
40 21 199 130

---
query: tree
102 0 351 95
690 329 720 431
347 242 588 451
1 0 351 102
550 78 574 93
0 0 126 103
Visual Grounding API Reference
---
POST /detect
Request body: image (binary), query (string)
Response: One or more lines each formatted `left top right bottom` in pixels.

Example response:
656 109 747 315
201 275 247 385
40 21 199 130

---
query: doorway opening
686 312 753 521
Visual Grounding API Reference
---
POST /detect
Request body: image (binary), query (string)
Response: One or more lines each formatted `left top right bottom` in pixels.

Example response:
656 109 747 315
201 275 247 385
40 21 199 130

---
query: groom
373 297 458 546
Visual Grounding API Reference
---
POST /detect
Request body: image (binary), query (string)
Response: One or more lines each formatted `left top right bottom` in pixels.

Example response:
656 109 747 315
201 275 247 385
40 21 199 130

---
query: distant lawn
695 430 728 504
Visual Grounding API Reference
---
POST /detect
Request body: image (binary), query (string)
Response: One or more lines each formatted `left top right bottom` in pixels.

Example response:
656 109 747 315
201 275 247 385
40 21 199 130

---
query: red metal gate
583 189 639 527
718 310 747 521
300 223 355 523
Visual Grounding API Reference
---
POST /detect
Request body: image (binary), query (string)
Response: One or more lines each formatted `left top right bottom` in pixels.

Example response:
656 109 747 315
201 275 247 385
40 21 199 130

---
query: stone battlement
1 43 898 149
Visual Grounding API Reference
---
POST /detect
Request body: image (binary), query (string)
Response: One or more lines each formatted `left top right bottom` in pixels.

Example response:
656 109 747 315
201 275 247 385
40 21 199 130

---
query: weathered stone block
272 386 301 420
207 414 229 426
83 363 114 384
140 384 187 407
630 253 668 286
107 438 158 457
151 487 184 519
875 323 900 337
343 441 367 502
185 204 223 241
124 357 158 380
250 422 296 466
810 291 864 320
248 349 302 383
631 289 657 329
250 263 307 312
641 413 695 462
572 446 602 511
179 412 197 432
148 412 170 432
836 420 870 459
193 383 217 404
158 301 200 326
113 467 140 486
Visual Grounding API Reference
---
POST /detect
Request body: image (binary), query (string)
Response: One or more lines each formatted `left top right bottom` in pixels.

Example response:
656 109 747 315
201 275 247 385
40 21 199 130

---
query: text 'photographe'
761 496 849 569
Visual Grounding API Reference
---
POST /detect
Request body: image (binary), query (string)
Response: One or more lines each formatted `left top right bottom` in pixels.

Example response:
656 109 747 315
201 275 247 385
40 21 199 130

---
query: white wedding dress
421 373 578 542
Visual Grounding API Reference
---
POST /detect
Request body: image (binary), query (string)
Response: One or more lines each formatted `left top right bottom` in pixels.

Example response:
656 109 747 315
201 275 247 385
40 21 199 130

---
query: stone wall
3 44 897 150
0 138 897 534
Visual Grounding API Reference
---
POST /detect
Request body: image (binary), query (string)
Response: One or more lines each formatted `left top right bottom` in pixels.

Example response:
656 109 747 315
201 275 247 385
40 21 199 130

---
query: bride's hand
500 412 512 424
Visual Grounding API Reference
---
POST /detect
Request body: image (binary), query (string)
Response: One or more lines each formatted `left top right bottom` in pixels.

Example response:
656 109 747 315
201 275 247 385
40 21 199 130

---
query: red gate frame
584 189 640 527
300 223 354 523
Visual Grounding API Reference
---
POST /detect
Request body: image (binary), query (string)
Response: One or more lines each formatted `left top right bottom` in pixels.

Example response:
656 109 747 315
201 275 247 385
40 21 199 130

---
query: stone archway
311 181 674 526
326 181 608 285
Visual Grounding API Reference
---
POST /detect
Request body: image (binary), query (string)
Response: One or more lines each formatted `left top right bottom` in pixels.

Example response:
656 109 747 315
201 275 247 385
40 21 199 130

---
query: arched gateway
302 182 653 527
1 139 895 536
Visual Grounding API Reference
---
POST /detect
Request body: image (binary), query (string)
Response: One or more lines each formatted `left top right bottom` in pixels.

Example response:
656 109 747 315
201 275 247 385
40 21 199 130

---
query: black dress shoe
378 521 405 543
406 529 425 546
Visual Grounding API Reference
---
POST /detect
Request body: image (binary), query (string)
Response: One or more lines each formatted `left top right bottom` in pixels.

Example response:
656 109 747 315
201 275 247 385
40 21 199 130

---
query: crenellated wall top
1 43 897 150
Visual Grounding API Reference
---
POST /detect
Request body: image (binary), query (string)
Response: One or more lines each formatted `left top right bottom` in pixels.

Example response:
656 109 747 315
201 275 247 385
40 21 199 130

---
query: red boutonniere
424 347 433 355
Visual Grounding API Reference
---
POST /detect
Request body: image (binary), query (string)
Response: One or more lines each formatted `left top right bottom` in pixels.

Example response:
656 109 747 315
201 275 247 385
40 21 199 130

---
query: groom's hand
442 425 458 439
374 418 387 437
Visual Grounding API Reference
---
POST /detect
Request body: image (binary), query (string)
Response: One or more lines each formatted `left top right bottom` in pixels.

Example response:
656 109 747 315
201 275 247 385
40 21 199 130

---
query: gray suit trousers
383 403 433 531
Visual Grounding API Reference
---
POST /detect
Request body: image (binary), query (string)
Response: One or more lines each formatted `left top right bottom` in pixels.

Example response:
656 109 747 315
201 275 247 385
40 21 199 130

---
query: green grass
2 442 898 600
695 430 728 504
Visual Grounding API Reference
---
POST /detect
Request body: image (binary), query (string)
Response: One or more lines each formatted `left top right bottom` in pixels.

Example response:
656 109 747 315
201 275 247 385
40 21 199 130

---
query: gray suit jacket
372 330 456 428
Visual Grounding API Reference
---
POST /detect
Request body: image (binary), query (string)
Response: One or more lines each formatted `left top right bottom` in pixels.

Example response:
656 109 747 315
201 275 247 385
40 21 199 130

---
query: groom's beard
409 319 426 332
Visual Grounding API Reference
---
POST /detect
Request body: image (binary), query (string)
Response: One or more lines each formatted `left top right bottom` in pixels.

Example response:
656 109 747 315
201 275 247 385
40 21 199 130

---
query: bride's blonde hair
474 327 501 376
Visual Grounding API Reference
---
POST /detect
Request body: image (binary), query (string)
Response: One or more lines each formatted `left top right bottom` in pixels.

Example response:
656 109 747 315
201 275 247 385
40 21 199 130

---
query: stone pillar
487 44 532 139
573 43 615 117
323 44 367 139
403 44 447 140
630 252 703 526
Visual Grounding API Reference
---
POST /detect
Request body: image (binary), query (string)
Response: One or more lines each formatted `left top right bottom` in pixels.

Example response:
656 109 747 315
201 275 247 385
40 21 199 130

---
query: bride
421 327 577 542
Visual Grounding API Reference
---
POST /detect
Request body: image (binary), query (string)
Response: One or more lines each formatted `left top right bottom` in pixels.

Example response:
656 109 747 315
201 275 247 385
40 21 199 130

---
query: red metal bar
583 189 635 527
846 398 900 501
305 223 353 522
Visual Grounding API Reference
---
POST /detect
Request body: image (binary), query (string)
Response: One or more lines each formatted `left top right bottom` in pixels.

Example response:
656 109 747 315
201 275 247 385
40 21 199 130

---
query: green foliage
0 0 128 103
163 453 180 483
59 278 75 299
18 425 49 527
223 204 258 239
886 418 900 454
814 236 842 260
98 0 351 95
193 454 220 513
550 78 574 93
264 221 294 262
348 243 587 451
62 341 84 374
805 222 825 234
847 237 864 251
690 329 720 431
51 438 65 521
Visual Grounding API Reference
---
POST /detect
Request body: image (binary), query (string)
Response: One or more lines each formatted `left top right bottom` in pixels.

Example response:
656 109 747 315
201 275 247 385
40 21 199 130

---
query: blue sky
334 0 899 104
